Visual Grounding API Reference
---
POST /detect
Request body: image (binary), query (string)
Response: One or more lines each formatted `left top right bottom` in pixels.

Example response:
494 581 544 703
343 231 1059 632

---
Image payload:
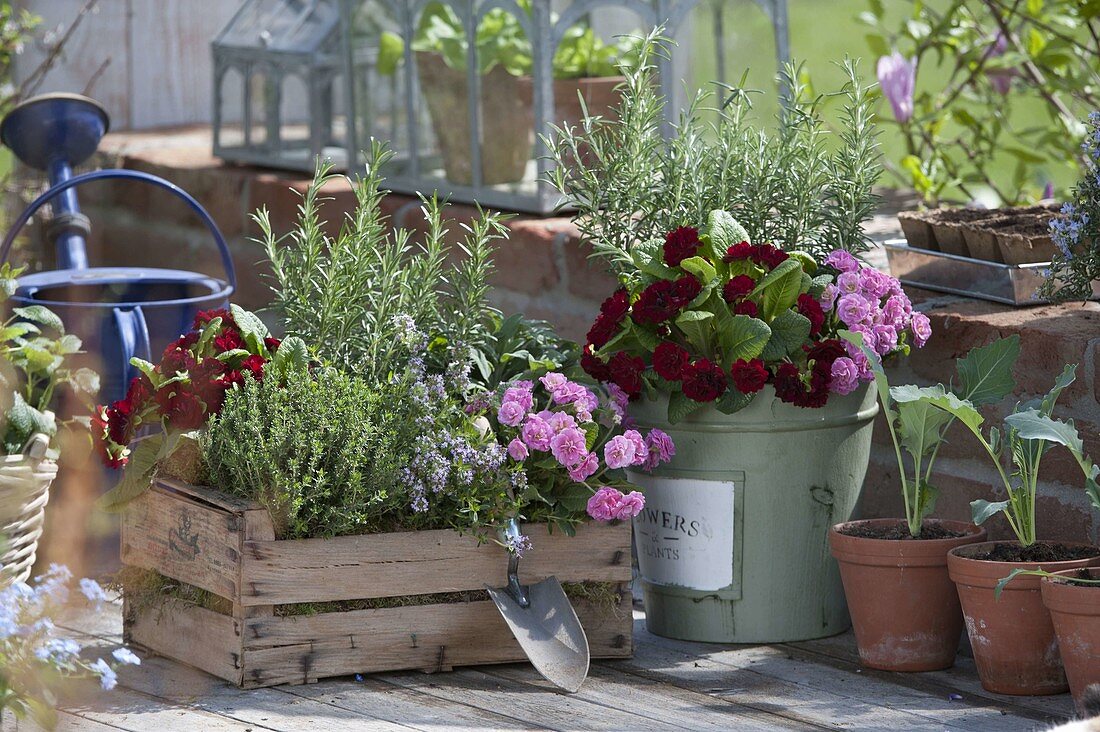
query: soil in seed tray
997 220 1056 238
838 522 968 540
930 208 993 224
968 542 1100 563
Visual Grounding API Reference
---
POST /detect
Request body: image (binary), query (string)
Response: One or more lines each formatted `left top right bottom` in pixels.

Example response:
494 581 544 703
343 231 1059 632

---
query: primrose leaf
718 314 771 370
761 310 810 362
751 258 802 320
715 388 754 415
679 256 717 285
667 390 703 424
707 210 750 259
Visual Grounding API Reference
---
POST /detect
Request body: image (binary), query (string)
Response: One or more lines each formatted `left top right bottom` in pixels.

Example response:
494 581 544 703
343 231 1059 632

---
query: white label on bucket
628 473 735 591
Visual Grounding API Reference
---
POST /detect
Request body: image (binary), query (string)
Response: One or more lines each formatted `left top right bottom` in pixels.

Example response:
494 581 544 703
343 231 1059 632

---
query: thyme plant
547 34 883 273
257 141 508 384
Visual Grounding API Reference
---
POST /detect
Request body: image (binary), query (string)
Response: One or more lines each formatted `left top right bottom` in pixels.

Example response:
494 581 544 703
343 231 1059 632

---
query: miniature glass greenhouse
212 0 790 214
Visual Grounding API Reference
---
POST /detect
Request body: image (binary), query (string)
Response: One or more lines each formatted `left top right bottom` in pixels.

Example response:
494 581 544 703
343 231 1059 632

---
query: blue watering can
0 93 236 403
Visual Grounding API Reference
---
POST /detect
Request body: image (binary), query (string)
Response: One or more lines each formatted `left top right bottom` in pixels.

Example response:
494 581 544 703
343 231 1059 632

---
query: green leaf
130 357 159 384
707 210 750 260
13 305 64 333
97 434 164 512
840 330 891 416
667 391 703 424
956 335 1019 406
920 390 985 433
215 348 252 363
750 258 802 320
971 498 1010 526
994 568 1050 599
715 388 754 415
273 336 310 372
1004 409 1084 454
377 31 404 75
1039 363 1076 416
679 256 717 285
916 480 939 521
674 310 714 353
896 399 953 459
718 314 771 369
0 323 38 341
761 310 810 362
230 304 270 351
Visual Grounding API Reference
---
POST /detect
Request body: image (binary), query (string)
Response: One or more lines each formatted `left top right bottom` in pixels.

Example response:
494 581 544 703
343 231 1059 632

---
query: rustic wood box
120 478 634 688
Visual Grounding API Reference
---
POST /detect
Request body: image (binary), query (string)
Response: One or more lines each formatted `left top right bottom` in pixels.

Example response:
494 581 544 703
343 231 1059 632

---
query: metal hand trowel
486 519 590 693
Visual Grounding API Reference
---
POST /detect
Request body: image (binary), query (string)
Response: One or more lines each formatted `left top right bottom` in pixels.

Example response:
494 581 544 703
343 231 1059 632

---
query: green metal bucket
627 384 878 643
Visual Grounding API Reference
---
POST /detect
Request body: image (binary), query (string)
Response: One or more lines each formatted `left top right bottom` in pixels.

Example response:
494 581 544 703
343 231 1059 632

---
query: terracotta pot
948 541 1100 695
552 76 623 132
417 52 533 186
897 211 936 251
1042 568 1100 713
551 76 623 170
829 519 986 671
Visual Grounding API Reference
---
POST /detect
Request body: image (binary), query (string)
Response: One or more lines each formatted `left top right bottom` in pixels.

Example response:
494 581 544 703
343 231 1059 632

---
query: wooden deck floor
20 600 1078 731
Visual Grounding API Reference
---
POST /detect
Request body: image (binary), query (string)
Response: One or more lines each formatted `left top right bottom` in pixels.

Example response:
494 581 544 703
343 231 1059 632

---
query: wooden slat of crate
239 521 633 606
236 593 633 688
120 482 246 599
125 597 244 686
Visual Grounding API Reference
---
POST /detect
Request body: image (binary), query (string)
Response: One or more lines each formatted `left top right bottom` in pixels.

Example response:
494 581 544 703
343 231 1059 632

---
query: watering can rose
579 211 928 423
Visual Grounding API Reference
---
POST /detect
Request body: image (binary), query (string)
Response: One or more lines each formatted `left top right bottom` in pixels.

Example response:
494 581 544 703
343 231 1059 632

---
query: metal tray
883 240 1099 306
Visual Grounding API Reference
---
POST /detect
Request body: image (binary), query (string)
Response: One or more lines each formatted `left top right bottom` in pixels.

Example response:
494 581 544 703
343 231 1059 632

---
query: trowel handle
0 169 237 291
503 518 530 608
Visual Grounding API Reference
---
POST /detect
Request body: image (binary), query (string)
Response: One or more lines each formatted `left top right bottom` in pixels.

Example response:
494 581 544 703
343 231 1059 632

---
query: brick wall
36 126 1100 547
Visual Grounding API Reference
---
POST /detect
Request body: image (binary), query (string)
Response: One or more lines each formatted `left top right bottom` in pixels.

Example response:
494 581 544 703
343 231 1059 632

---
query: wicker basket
0 434 58 585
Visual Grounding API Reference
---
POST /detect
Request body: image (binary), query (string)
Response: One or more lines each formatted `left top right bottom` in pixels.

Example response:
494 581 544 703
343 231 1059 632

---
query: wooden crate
120 478 634 688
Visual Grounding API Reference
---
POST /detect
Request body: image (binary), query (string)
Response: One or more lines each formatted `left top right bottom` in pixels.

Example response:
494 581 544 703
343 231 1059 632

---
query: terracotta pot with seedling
916 356 1100 695
828 335 1017 671
379 4 638 186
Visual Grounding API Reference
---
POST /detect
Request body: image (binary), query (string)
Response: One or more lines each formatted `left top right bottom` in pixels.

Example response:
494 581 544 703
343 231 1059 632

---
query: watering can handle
113 306 152 389
0 169 237 291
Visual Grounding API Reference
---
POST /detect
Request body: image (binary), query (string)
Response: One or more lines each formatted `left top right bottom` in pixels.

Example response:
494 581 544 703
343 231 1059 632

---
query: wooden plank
379 667 695 732
488 663 809 731
63 687 260 732
116 655 403 731
627 627 1047 731
786 633 1075 723
240 521 632 606
121 483 242 599
155 478 263 515
125 598 243 686
240 596 631 688
286 676 549 731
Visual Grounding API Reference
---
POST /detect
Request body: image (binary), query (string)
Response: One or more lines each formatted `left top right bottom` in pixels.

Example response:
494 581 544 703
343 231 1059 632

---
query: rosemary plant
256 141 508 383
547 34 883 273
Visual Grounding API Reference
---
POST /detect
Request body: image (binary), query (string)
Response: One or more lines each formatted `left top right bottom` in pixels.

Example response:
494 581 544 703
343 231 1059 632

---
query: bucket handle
113 305 151 394
0 169 237 291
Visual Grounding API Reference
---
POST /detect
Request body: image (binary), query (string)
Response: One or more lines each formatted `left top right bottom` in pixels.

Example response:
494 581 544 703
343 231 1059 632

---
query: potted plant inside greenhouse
0 263 98 585
827 335 1020 671
377 1 640 186
93 146 670 690
907 356 1100 695
551 40 909 643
